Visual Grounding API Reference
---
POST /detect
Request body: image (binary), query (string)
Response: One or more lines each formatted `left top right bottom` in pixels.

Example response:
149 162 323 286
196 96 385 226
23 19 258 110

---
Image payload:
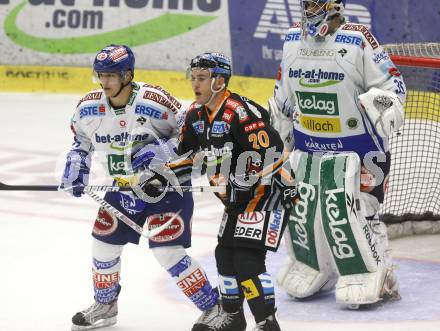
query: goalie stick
0 182 226 193
85 190 181 239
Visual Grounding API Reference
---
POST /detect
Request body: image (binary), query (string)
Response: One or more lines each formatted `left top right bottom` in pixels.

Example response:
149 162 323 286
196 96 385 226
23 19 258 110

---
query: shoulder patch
342 23 379 49
142 84 182 113
77 91 103 107
144 84 182 112
143 90 174 110
225 98 244 111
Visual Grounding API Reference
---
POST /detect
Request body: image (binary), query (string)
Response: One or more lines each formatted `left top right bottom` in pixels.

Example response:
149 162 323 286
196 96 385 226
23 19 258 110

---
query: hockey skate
208 308 246 331
252 311 281 331
71 300 118 330
191 300 222 331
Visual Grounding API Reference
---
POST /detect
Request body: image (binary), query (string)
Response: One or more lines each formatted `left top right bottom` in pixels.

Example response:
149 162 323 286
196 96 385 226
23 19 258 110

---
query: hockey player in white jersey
60 45 219 330
270 0 405 308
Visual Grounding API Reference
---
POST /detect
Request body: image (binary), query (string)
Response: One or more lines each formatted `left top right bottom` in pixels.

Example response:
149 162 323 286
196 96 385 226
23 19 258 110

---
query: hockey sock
233 247 275 322
218 274 244 313
240 273 275 323
168 255 218 311
92 239 123 304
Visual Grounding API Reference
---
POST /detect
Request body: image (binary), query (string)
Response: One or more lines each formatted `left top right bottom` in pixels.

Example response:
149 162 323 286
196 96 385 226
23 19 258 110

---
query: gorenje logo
4 1 219 54
289 68 345 88
295 92 339 116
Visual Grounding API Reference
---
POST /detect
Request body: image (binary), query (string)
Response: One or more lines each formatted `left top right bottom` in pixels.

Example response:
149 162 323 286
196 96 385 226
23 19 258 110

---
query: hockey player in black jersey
176 52 297 331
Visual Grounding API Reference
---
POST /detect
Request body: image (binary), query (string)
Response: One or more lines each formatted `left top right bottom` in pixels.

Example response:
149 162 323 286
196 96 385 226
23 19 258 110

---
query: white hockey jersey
274 22 406 158
70 82 186 178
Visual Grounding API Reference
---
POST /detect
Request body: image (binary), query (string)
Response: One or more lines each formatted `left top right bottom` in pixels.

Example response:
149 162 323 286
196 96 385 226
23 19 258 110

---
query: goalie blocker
277 151 400 307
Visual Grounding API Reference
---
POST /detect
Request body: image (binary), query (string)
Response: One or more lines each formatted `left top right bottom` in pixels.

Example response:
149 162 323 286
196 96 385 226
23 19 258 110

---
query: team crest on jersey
119 194 145 215
372 50 390 64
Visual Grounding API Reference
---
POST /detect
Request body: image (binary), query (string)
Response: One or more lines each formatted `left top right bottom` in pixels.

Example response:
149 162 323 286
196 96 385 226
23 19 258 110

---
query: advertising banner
229 0 440 78
0 0 231 71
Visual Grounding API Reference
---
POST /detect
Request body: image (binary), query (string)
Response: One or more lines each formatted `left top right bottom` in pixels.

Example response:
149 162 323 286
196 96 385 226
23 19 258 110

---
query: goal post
381 43 440 238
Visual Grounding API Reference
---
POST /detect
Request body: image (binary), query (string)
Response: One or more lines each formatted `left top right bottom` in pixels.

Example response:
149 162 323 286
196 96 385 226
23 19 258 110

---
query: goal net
381 43 440 238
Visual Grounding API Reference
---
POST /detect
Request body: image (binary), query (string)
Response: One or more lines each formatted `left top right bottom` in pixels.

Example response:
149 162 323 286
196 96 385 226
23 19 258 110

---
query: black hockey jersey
177 90 294 214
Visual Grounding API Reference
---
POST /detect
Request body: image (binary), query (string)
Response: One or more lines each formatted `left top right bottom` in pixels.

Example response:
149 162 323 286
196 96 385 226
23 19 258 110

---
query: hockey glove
131 138 178 172
60 149 91 197
358 87 404 138
138 170 169 198
226 173 254 204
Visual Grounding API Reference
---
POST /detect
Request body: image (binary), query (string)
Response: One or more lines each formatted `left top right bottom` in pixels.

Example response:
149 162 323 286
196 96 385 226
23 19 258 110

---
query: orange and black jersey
178 90 293 214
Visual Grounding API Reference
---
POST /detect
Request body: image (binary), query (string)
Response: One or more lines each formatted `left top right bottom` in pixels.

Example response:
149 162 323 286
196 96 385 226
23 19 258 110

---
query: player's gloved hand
131 138 177 172
60 149 91 197
138 171 168 198
226 173 254 203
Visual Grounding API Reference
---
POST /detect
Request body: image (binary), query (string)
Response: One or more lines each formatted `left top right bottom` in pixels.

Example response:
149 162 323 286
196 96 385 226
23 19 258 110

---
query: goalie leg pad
318 153 398 305
92 238 123 304
152 245 218 311
277 151 336 298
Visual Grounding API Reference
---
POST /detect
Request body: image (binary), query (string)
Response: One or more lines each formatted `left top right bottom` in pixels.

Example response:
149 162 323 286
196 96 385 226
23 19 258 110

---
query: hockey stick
87 190 182 239
0 182 226 193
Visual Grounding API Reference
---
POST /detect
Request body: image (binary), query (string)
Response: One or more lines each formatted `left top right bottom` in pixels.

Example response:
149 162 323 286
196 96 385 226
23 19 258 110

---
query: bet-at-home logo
254 0 371 40
3 0 220 54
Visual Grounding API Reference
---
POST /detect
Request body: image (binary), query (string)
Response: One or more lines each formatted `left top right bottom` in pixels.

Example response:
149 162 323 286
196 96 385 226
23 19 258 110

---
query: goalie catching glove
358 87 404 138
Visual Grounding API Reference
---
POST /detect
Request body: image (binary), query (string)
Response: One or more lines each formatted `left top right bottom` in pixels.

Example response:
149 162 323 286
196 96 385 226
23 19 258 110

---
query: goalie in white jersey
270 0 405 308
60 45 219 330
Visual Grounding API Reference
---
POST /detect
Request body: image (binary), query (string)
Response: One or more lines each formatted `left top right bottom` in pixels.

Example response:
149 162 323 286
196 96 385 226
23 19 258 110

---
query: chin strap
112 77 132 98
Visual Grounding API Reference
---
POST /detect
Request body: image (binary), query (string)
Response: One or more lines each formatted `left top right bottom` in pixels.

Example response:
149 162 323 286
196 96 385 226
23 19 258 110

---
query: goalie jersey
274 22 406 158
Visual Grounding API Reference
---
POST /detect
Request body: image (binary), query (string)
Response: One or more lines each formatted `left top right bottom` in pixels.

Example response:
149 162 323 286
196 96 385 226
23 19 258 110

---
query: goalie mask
301 0 345 38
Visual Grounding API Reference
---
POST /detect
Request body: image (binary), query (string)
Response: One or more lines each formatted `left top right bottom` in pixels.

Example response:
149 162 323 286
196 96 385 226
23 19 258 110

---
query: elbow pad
358 87 404 138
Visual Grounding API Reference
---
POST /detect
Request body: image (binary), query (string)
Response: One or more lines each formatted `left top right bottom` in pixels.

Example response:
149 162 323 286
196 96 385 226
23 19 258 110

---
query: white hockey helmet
301 0 345 38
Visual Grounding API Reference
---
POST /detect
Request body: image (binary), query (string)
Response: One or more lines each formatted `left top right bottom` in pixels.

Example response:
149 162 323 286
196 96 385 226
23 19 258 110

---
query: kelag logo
295 91 339 116
3 0 220 54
